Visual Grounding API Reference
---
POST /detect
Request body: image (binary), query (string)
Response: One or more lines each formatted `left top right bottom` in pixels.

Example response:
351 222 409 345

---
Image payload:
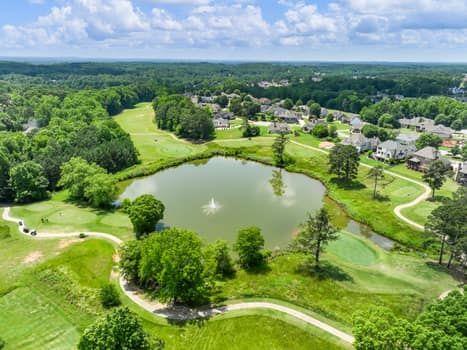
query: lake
120 157 326 248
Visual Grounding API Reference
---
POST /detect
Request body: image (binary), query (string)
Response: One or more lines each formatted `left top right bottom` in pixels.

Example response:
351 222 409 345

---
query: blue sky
0 0 466 62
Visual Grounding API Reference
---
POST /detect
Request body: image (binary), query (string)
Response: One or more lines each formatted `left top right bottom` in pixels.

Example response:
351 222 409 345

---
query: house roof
378 140 401 151
412 146 439 160
396 133 419 143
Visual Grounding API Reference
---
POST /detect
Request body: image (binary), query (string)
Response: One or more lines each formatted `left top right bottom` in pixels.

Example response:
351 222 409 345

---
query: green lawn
0 230 349 350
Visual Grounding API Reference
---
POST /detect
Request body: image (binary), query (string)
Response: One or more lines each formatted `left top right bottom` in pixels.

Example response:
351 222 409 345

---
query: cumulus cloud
1 0 467 55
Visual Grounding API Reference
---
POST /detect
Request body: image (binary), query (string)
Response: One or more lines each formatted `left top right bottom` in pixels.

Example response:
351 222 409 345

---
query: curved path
289 140 431 230
2 207 355 344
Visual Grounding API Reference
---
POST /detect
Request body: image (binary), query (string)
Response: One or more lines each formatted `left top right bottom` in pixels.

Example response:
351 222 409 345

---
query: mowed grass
11 192 134 241
219 232 456 329
0 228 349 350
114 103 205 163
0 238 114 349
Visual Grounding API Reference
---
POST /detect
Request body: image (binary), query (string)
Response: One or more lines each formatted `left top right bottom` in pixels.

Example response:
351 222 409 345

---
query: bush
100 283 121 308
312 124 329 138
0 337 5 350
79 233 86 239
205 240 235 278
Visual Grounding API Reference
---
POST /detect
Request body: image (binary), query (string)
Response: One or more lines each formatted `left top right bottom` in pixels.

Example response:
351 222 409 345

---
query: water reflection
345 220 394 251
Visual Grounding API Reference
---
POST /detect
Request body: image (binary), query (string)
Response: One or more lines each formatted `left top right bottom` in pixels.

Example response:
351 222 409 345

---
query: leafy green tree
84 173 117 208
214 95 228 108
119 240 142 284
234 227 266 269
362 124 379 138
242 117 260 137
9 161 49 203
293 209 338 266
272 133 289 166
282 98 294 110
127 195 165 238
0 148 11 200
204 240 235 278
243 101 260 119
353 293 467 350
139 228 208 304
312 124 328 138
422 160 450 199
328 124 337 138
100 283 121 308
367 166 385 199
229 97 243 115
78 307 155 350
416 133 443 149
377 113 397 128
461 144 467 161
450 119 462 131
308 102 321 117
329 144 360 181
426 188 466 265
58 157 105 200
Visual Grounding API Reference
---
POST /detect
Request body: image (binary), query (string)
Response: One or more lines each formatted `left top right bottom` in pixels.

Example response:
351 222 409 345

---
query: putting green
47 209 97 225
328 232 378 266
99 212 132 228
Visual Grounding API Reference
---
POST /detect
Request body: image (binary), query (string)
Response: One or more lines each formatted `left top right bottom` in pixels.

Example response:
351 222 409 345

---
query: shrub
100 283 121 309
0 337 5 350
204 240 235 278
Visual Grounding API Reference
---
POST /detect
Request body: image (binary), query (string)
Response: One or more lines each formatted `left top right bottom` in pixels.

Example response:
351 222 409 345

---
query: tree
9 161 49 203
214 95 228 108
282 98 294 110
293 209 338 266
367 166 385 199
242 117 260 137
78 307 155 350
204 240 235 278
127 195 165 238
422 160 450 199
234 227 266 269
84 173 117 208
58 157 105 200
328 124 337 138
272 133 288 166
353 293 467 350
100 283 121 308
312 124 329 138
329 144 360 181
362 124 379 138
416 133 443 149
426 188 466 266
119 240 142 284
138 228 208 304
0 148 11 200
308 102 321 117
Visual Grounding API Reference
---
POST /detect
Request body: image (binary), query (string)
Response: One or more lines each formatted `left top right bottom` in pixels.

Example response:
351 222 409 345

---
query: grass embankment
0 225 348 350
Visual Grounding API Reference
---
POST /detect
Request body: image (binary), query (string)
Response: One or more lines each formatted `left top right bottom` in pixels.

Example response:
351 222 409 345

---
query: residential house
269 122 291 134
214 110 235 120
399 117 435 132
302 119 326 133
396 133 420 146
267 106 301 124
425 124 454 139
342 134 379 153
350 117 364 133
320 108 328 117
455 162 467 185
258 97 272 105
374 140 416 162
213 118 230 130
407 146 441 172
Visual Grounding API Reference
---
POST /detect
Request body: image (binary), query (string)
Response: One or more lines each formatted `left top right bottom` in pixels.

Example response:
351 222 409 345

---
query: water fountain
202 197 222 215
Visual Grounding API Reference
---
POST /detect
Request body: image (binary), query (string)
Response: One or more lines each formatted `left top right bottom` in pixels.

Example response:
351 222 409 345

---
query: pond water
345 220 395 251
120 157 326 248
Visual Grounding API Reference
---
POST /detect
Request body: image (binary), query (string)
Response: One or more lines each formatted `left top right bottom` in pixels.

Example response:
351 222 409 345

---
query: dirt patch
113 253 120 263
23 251 43 264
58 239 81 250
319 141 335 149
